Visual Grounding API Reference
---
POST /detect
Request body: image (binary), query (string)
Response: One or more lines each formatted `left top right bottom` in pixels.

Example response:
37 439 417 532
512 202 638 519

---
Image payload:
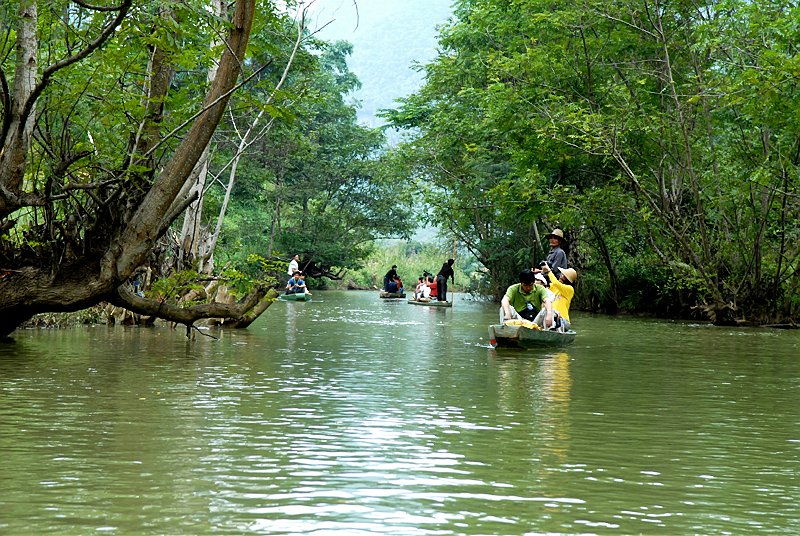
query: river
1 290 798 534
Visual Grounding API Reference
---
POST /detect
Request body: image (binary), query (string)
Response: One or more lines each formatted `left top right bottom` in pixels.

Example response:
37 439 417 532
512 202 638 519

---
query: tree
382 1 565 298
174 3 311 275
0 0 259 339
208 39 415 280
386 0 800 324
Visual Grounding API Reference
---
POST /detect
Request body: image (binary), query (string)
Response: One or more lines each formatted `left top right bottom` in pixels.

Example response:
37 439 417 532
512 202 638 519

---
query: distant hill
307 0 453 127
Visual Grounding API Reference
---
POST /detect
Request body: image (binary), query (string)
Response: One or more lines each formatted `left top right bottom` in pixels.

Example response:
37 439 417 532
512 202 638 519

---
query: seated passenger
285 272 302 294
297 273 311 295
427 275 438 299
414 277 426 300
383 265 398 290
500 269 553 326
540 262 577 331
393 275 404 293
385 278 399 293
419 284 431 300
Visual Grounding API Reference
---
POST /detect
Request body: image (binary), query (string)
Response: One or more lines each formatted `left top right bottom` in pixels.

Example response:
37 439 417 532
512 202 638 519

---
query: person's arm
501 295 514 320
543 297 554 328
501 286 518 320
545 270 565 292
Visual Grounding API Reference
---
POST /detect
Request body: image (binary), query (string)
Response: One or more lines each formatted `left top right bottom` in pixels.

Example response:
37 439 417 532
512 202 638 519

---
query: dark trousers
436 275 448 301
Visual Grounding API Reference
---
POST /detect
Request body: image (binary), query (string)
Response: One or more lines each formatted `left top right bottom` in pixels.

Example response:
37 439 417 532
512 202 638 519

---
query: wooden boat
488 323 575 348
279 292 312 302
379 291 406 299
407 298 452 308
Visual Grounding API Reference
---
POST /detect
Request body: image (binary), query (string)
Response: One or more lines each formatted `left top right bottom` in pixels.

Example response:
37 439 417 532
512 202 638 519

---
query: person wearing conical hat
541 228 568 277
538 262 577 331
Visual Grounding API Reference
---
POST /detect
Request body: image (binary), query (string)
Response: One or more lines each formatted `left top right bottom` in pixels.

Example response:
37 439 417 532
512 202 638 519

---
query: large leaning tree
0 0 261 339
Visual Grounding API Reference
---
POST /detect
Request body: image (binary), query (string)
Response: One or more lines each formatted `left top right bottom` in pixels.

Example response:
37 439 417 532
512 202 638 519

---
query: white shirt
287 258 298 276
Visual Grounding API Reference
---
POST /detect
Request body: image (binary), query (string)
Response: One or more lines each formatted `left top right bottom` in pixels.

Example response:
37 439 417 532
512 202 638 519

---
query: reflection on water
1 292 799 534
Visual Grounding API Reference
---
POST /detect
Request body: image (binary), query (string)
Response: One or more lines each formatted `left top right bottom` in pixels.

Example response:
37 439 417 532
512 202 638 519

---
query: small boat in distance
279 293 312 302
488 321 575 348
407 299 452 308
379 291 406 299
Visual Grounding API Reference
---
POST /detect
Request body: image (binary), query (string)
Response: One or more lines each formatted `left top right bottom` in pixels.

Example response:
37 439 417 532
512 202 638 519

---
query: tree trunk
0 0 257 340
178 0 224 274
0 1 42 216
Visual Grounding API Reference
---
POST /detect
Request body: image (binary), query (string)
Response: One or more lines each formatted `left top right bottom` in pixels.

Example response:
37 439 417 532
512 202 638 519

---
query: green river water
1 290 798 535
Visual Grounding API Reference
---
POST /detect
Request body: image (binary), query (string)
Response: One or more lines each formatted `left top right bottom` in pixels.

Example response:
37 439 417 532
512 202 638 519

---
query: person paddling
538 229 568 278
435 259 455 302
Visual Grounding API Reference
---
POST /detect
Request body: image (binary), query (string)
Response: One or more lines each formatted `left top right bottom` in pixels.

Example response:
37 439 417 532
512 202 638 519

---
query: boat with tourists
279 293 312 302
379 291 406 299
407 299 452 308
488 320 575 348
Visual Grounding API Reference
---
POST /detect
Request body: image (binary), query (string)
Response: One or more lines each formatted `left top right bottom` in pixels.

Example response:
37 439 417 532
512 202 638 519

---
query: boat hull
379 291 406 299
488 324 575 348
407 299 452 307
279 293 312 301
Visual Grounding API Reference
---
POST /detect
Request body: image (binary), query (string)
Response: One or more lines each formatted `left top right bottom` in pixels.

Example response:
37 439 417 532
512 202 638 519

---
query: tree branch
111 283 276 332
21 0 133 133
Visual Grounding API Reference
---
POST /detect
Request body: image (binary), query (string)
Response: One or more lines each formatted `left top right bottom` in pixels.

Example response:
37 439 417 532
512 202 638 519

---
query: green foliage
340 240 477 292
148 254 279 304
209 31 414 278
383 0 800 322
219 255 282 298
150 271 207 305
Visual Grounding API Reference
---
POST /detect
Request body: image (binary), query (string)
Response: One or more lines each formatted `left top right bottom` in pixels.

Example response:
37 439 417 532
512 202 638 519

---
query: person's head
393 275 400 281
559 268 578 285
418 277 424 283
545 228 565 248
427 275 434 284
292 271 299 277
392 265 397 269
519 269 536 292
294 254 300 261
447 258 455 266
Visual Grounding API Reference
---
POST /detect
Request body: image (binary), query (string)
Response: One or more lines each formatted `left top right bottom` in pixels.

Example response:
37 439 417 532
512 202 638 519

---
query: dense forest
384 0 800 326
1 0 798 339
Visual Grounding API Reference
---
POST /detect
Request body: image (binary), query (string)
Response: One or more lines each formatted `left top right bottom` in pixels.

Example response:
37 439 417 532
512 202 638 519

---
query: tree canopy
384 0 800 325
4 0 798 336
0 0 414 339
212 39 414 280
